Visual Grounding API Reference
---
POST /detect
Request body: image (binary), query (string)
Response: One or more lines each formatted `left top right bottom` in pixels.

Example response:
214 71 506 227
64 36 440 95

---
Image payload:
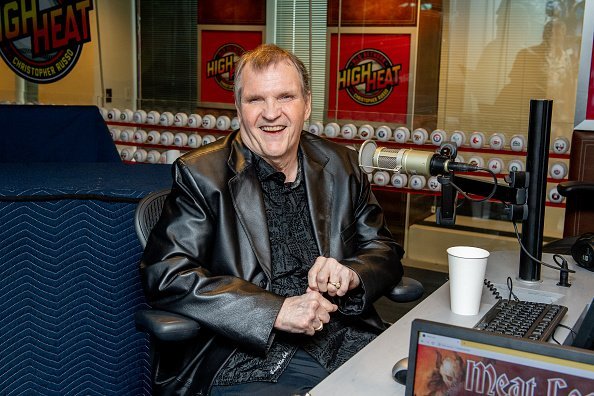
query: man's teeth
260 126 285 132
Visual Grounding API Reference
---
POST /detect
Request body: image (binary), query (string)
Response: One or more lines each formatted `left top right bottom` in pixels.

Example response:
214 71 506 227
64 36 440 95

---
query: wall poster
198 27 263 107
326 30 414 124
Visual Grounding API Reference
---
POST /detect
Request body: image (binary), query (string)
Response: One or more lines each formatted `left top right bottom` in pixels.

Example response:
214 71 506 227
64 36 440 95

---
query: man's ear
304 93 312 120
235 104 242 126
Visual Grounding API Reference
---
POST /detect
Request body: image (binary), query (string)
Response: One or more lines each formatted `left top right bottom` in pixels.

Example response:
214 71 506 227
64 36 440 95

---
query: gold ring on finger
329 281 341 289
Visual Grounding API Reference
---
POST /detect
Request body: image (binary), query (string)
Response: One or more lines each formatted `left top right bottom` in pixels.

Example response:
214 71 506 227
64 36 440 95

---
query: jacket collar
226 132 332 276
301 134 333 258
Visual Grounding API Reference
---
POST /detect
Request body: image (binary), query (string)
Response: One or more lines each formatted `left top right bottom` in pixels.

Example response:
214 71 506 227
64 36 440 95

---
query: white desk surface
310 250 594 396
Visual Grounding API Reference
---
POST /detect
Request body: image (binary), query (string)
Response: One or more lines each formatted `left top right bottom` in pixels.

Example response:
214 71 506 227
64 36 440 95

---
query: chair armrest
134 309 201 342
384 276 424 303
135 278 424 341
557 181 594 196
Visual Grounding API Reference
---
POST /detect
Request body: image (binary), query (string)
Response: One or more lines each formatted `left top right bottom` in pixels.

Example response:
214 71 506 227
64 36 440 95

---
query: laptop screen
405 319 594 396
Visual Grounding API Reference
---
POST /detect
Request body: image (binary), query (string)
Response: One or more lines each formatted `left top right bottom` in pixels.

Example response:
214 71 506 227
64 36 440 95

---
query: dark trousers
209 348 329 396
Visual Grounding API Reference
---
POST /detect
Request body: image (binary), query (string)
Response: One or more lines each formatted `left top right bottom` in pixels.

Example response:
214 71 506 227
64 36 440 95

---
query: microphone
358 140 479 176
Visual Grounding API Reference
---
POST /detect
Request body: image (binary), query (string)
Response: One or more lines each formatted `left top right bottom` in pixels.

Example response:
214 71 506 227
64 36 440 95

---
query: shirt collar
254 149 303 189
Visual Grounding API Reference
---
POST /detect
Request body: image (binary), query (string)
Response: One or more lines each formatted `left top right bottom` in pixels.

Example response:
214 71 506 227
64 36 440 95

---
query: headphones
571 233 594 271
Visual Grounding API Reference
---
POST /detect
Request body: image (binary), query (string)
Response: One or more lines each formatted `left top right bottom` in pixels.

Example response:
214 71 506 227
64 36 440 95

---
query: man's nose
262 99 281 119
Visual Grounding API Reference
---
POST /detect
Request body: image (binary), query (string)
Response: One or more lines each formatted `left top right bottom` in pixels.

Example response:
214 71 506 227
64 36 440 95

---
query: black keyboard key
474 299 568 342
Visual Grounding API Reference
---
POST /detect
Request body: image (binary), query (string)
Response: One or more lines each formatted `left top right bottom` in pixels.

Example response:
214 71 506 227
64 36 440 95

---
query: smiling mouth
260 125 286 133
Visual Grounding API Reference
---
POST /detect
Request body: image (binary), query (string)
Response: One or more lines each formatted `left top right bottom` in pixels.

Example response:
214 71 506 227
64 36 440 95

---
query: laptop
405 319 594 395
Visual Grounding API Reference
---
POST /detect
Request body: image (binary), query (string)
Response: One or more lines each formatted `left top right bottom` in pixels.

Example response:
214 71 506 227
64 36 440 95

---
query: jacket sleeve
139 159 284 355
334 151 405 315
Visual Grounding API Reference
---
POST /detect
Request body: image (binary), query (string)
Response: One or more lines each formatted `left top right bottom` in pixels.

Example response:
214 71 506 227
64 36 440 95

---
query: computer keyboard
474 299 568 341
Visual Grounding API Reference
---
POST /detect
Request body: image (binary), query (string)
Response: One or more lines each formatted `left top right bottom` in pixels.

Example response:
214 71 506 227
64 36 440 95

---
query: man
140 44 404 396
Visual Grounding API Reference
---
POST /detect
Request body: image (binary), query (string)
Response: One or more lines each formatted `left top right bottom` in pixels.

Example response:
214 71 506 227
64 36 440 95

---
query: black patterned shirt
213 150 377 386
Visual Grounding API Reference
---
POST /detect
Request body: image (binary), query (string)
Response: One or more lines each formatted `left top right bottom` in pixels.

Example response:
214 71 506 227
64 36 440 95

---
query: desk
310 251 594 396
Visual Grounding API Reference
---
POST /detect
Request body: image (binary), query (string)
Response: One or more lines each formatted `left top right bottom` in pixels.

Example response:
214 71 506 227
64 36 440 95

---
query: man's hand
307 256 360 297
274 291 337 335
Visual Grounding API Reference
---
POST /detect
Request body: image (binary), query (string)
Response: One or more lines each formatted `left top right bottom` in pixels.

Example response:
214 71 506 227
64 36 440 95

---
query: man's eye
247 98 263 104
279 95 294 102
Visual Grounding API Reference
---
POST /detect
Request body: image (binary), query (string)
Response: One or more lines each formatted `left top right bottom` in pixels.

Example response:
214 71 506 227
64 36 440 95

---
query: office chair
543 180 594 257
559 130 594 237
558 181 594 237
543 130 594 254
134 189 424 342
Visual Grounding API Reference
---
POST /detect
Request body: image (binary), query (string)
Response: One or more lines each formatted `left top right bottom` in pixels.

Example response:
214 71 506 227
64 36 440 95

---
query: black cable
484 279 502 300
506 276 519 301
440 167 575 277
448 167 498 203
512 221 576 274
557 323 578 340
552 324 577 345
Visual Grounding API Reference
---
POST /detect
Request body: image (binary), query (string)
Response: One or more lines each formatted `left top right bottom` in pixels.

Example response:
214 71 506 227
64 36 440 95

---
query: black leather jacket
140 131 404 395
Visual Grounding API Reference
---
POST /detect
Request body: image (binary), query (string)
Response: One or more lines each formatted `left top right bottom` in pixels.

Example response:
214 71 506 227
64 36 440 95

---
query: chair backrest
563 130 594 237
135 189 171 247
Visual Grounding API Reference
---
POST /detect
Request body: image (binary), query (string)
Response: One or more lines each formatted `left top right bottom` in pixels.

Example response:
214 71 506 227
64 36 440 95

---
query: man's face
236 61 311 169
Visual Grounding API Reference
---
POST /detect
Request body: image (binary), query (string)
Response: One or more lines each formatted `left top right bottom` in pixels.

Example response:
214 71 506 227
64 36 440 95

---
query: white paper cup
447 246 490 315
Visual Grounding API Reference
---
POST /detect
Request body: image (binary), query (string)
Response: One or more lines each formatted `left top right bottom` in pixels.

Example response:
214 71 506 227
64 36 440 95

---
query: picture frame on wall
326 27 417 125
198 26 264 109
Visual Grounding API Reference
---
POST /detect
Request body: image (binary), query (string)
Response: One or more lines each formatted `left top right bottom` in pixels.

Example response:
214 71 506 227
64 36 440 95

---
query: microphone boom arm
436 172 529 226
